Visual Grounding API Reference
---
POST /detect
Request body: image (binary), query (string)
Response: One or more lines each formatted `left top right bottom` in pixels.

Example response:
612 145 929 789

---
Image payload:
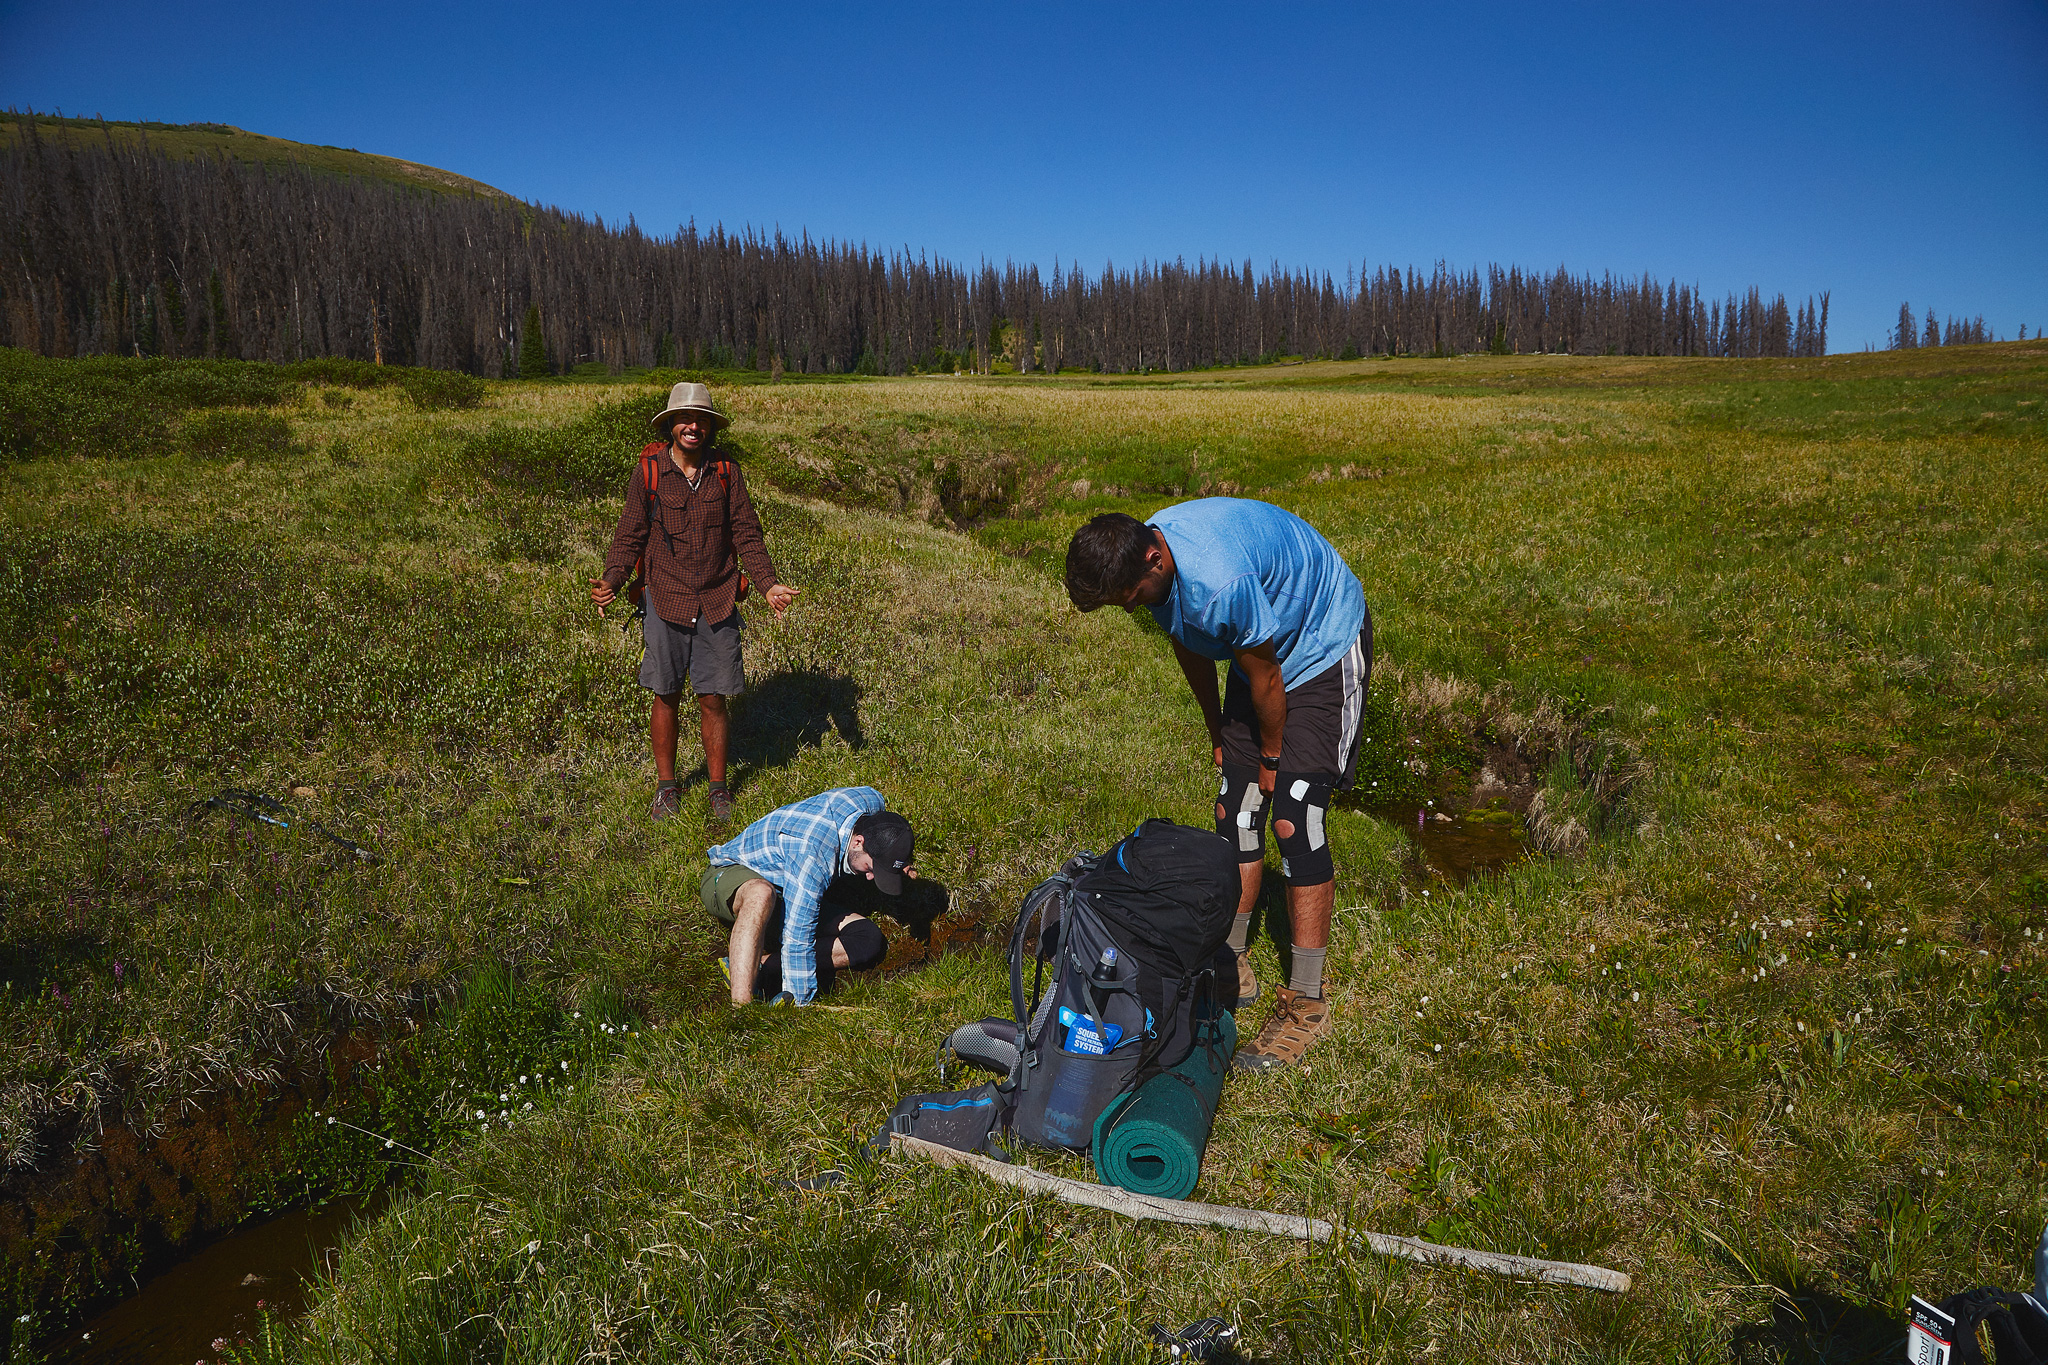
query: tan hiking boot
1233 986 1330 1072
1234 950 1261 1008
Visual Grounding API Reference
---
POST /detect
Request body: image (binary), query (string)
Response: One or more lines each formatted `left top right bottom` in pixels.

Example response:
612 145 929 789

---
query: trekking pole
199 788 383 863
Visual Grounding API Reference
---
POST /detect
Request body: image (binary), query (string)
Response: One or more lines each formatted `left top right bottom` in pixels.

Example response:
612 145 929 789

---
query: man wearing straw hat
591 382 798 822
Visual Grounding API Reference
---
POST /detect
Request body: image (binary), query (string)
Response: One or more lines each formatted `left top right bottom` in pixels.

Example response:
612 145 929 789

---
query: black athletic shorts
1218 617 1373 787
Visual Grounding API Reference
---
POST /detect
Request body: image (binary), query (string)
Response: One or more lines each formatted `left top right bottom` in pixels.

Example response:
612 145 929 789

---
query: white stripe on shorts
1336 634 1366 767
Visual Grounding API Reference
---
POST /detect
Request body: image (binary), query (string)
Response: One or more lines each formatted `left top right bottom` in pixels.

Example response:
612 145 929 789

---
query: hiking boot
707 784 735 823
649 783 682 821
1233 950 1261 1008
1233 986 1330 1073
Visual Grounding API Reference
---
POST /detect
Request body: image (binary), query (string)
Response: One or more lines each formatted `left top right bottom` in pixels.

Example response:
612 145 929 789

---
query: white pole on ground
890 1133 1632 1294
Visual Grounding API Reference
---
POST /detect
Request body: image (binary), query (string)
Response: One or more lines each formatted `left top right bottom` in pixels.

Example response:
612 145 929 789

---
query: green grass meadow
2 344 2044 1362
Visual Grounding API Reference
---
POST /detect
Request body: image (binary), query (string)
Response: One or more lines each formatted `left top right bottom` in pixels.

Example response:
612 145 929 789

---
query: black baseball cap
852 811 914 895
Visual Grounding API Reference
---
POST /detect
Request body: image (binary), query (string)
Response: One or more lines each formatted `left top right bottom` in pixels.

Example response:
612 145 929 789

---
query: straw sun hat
648 381 730 435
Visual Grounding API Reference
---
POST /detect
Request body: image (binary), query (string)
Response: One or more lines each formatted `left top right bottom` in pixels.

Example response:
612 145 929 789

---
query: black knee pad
835 915 888 971
1215 763 1268 863
1272 772 1336 886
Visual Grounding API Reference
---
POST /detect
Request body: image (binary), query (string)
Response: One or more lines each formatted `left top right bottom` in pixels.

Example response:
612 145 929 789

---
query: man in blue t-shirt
1064 499 1372 1072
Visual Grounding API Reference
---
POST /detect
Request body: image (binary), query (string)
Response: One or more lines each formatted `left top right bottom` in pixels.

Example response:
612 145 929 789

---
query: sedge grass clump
246 966 644 1215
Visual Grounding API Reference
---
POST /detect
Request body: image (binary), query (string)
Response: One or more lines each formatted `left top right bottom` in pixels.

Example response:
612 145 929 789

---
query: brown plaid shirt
602 442 779 626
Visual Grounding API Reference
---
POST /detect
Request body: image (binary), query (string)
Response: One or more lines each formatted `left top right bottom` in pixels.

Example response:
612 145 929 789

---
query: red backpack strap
713 454 753 601
640 444 663 517
630 445 664 603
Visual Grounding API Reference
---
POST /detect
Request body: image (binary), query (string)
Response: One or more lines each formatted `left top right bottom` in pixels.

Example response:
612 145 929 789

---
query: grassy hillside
0 110 511 199
2 344 2044 1361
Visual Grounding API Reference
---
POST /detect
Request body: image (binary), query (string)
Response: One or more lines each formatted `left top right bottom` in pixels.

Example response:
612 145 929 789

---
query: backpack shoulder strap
639 446 662 517
1935 1289 2048 1365
1010 874 1066 1023
1008 852 1101 1022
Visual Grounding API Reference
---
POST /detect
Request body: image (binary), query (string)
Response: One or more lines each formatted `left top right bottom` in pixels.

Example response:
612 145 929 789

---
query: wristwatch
1259 754 1282 770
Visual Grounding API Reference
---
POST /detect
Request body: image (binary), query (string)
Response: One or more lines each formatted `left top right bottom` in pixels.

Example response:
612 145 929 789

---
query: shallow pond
1377 803 1531 885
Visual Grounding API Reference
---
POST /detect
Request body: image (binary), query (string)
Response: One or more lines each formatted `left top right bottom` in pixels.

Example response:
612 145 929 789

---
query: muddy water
1379 805 1530 885
52 1195 378 1365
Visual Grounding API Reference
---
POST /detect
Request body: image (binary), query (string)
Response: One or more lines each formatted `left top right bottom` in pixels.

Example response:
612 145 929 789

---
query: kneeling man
1064 499 1371 1071
701 785 914 1005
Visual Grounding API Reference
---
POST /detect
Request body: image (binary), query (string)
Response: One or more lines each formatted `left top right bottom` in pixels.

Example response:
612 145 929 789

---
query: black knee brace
1272 772 1336 886
1215 763 1268 864
834 915 888 971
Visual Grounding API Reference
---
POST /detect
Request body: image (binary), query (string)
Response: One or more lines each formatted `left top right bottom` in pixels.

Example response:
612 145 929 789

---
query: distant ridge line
0 108 512 201
0 115 1829 374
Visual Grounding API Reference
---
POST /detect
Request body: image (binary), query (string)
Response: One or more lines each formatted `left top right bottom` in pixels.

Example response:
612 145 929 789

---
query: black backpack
1931 1289 2048 1365
1003 819 1239 1152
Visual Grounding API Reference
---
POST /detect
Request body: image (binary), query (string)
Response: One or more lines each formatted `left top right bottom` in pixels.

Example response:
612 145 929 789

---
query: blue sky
4 0 2044 352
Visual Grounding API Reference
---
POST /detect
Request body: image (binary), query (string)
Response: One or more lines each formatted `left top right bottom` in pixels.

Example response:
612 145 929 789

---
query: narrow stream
52 1195 379 1365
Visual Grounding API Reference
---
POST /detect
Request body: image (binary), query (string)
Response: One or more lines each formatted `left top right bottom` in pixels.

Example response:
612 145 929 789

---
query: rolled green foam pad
1090 1010 1237 1200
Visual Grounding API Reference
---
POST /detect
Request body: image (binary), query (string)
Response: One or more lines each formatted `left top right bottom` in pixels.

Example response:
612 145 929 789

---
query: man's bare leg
650 691 682 782
698 693 729 786
1234 861 1261 920
1286 879 1333 952
726 879 778 1005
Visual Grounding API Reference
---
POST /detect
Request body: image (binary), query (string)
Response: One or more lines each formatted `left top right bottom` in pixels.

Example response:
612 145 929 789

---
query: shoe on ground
1234 950 1261 1009
1233 986 1330 1073
708 785 735 823
649 783 682 821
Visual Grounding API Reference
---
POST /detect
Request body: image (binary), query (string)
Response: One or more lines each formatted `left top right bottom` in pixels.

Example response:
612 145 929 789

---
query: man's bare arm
1171 638 1226 760
1234 642 1286 792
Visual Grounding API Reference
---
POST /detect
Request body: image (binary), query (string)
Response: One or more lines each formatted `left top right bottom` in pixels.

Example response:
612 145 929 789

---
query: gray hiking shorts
640 609 745 697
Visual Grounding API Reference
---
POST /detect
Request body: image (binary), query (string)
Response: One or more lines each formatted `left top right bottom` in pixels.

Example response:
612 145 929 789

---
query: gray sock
1227 912 1253 955
1288 946 1328 998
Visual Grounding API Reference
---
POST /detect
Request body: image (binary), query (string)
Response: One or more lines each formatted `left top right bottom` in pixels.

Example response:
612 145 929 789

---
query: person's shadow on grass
675 669 864 795
1253 870 1298 979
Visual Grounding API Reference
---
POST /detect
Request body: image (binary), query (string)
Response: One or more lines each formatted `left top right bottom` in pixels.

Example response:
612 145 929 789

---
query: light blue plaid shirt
705 786 884 1004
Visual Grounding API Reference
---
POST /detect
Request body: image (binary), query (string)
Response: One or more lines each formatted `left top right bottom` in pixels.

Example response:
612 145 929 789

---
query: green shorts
700 862 774 926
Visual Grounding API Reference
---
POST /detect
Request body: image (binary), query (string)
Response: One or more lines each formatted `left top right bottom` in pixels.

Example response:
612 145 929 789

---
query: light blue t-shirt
1146 498 1367 688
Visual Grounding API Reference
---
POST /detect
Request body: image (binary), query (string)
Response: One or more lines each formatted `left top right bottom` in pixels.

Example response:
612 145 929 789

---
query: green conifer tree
518 304 549 379
162 277 187 356
207 270 239 359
